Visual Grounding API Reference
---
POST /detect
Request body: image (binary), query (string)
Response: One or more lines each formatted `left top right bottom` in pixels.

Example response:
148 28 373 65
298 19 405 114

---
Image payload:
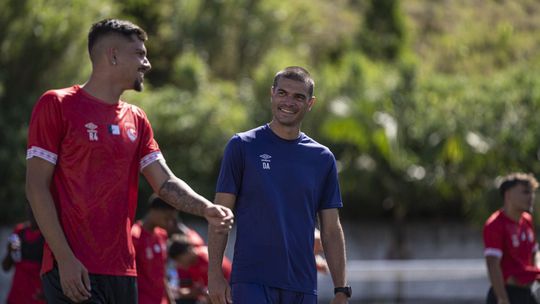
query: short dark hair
168 235 192 259
148 194 176 211
498 172 539 197
88 18 148 54
272 66 315 98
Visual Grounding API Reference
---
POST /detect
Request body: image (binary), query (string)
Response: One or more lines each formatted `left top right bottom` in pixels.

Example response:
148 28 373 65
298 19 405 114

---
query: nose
143 57 151 71
282 94 296 105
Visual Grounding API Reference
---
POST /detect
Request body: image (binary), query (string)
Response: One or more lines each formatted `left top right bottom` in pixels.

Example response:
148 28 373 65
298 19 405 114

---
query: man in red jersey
484 172 540 304
132 195 178 304
25 19 233 303
168 235 231 304
2 210 45 304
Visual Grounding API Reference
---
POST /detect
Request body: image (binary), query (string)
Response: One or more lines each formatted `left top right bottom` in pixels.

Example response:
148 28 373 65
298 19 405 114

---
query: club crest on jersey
85 122 98 141
260 154 271 170
126 127 137 142
145 247 153 259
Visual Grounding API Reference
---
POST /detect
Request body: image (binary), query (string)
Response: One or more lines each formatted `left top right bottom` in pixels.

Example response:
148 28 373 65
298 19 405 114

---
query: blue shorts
232 282 317 304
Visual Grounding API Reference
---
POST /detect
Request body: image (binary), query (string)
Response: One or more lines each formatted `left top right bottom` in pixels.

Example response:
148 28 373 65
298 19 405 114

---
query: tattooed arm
142 159 233 232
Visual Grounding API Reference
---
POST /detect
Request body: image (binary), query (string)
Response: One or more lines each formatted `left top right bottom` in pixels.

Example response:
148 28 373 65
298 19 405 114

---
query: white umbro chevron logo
85 122 98 141
259 154 271 170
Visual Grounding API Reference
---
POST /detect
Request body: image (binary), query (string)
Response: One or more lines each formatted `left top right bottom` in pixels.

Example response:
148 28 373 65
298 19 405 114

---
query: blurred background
1 0 540 302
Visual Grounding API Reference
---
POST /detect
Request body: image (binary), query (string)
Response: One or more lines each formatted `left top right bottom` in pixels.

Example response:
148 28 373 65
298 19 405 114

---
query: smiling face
113 34 151 92
270 77 315 130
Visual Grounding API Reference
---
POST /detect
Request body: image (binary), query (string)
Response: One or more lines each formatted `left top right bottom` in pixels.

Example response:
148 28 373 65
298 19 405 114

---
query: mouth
278 107 296 115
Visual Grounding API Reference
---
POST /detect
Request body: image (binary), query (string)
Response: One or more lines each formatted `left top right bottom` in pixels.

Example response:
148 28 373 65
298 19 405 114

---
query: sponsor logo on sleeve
108 124 120 135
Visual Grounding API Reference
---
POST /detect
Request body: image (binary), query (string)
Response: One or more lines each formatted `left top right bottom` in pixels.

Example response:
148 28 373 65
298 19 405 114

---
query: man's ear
308 96 316 111
107 47 118 66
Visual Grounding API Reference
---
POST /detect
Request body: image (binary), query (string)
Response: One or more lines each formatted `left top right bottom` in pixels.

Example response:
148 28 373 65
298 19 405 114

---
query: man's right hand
208 274 232 304
204 204 234 234
57 256 92 302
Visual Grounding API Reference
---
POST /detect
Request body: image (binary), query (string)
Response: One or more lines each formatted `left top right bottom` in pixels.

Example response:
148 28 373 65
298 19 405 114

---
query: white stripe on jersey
140 151 164 171
484 247 503 258
26 146 58 164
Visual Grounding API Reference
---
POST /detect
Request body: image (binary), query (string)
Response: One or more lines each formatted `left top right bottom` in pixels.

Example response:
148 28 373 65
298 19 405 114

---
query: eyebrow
277 88 307 99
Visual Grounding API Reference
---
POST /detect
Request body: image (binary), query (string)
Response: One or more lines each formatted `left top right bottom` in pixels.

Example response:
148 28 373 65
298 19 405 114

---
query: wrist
208 268 224 278
334 286 352 298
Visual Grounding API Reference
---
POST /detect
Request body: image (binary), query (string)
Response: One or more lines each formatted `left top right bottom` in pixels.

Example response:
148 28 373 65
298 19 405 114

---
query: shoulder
120 101 148 118
484 210 503 229
224 126 266 151
234 125 266 143
155 227 168 239
301 134 336 161
36 86 79 107
522 212 534 223
131 222 143 238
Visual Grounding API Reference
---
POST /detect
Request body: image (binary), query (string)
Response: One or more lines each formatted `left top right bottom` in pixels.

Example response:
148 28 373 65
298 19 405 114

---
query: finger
74 278 91 299
68 279 90 302
210 224 229 234
226 285 233 303
213 206 227 217
82 268 92 295
208 293 219 304
64 285 85 303
220 206 234 217
214 292 226 304
215 226 233 234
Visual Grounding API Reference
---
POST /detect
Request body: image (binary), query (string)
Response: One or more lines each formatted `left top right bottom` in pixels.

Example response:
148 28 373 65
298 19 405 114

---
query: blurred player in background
2 208 45 304
484 172 540 304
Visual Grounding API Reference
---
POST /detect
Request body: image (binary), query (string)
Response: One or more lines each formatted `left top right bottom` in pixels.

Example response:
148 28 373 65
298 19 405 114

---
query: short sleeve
26 91 64 164
318 152 343 210
216 135 244 195
483 220 503 258
136 108 163 171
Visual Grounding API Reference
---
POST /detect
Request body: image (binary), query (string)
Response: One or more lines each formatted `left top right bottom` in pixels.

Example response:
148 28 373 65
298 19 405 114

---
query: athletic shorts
231 282 317 304
42 266 137 304
486 285 538 304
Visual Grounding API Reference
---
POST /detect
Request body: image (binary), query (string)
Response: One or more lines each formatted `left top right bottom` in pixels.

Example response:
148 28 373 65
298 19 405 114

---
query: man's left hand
331 292 349 304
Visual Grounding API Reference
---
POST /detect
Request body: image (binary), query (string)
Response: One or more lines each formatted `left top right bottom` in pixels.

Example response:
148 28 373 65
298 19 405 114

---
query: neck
502 206 523 222
141 218 156 231
82 73 124 105
268 121 301 140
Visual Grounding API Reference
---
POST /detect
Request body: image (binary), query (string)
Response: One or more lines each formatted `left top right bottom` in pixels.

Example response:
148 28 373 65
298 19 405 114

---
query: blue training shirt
216 124 343 294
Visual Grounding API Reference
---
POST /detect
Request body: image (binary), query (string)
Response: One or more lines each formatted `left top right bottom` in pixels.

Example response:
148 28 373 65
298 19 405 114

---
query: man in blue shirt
208 66 350 304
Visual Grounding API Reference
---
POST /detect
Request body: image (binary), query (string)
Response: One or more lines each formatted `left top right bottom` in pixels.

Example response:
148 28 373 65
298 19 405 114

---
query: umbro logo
85 122 98 141
259 154 271 170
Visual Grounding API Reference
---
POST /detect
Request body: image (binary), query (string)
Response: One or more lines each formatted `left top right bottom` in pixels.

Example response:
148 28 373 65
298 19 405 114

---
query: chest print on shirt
125 123 137 142
259 154 271 170
153 244 161 254
85 122 98 141
146 246 154 259
108 124 121 135
511 234 520 247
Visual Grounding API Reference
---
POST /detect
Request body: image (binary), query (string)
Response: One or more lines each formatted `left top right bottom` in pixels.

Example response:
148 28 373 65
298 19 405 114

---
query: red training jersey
177 246 232 289
483 209 540 284
27 85 162 276
6 222 45 304
132 221 169 304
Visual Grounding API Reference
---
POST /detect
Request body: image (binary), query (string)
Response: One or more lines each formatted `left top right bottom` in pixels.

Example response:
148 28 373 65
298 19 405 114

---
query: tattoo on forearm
159 178 206 216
